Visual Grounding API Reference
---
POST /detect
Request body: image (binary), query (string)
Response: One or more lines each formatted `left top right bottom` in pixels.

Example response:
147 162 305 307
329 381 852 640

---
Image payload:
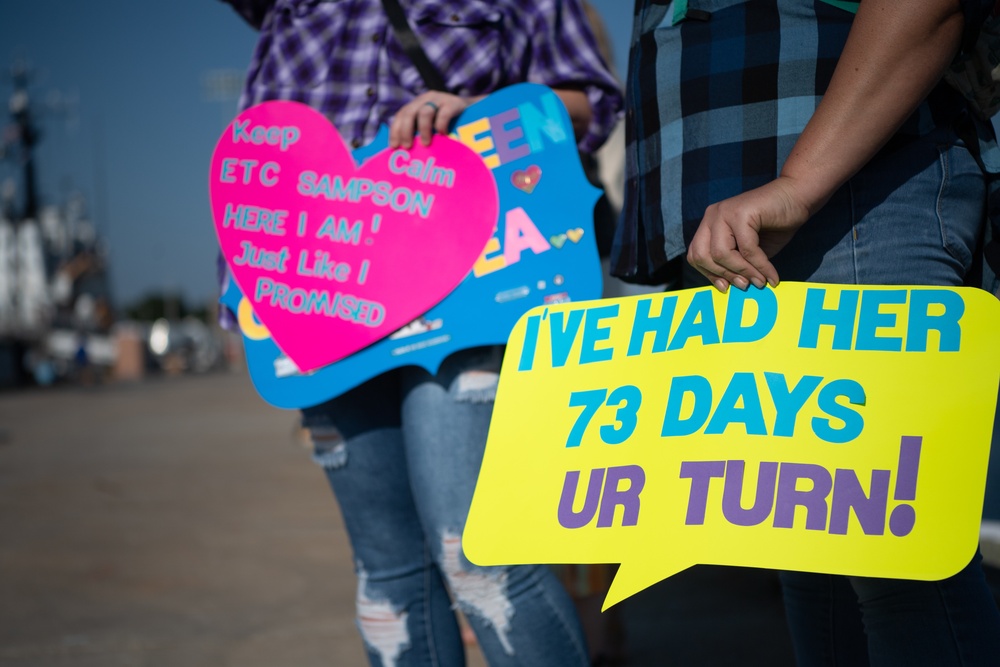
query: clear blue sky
1 1 633 310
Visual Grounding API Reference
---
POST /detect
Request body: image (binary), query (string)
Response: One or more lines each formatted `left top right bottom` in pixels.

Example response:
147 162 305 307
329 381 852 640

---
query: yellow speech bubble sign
464 283 1000 610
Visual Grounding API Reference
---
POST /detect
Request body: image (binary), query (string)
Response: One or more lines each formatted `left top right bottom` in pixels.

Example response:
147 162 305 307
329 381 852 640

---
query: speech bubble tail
602 558 692 612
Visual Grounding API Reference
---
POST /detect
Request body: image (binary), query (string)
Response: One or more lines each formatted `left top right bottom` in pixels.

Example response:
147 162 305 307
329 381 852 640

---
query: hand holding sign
210 101 499 372
464 283 1000 610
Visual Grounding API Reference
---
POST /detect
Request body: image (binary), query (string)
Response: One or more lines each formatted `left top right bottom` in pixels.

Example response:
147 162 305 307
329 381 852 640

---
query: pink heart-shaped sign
210 101 499 372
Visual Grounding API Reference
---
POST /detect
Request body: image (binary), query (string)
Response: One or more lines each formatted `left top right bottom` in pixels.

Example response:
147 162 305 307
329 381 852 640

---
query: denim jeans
780 552 1000 667
766 135 999 665
302 347 589 667
681 132 1000 664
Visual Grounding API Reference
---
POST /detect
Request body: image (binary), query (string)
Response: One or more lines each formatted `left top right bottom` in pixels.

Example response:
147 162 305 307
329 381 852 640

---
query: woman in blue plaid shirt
615 0 1000 664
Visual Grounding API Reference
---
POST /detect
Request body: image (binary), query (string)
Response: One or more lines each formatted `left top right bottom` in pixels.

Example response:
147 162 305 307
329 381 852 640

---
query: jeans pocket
936 144 985 274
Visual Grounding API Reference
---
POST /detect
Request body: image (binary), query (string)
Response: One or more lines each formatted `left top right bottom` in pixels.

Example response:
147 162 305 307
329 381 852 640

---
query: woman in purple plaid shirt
220 1 623 665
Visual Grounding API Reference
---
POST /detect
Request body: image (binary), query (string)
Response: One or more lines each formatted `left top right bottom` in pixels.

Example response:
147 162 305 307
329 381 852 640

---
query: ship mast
5 60 41 222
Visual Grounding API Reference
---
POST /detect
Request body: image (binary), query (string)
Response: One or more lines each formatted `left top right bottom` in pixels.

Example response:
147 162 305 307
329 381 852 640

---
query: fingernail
714 280 729 293
751 278 765 289
733 276 749 291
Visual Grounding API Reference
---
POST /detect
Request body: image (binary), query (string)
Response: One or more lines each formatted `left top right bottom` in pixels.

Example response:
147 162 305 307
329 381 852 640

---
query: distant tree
123 292 207 322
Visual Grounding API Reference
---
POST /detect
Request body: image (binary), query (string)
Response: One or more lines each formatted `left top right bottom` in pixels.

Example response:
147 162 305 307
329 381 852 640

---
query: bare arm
687 0 966 291
552 88 593 142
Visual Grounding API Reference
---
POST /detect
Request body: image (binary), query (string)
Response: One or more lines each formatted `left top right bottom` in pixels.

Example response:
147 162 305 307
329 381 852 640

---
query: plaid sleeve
959 0 999 50
522 0 624 153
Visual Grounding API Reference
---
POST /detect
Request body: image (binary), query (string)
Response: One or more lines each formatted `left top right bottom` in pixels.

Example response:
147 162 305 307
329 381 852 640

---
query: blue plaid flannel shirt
611 0 996 285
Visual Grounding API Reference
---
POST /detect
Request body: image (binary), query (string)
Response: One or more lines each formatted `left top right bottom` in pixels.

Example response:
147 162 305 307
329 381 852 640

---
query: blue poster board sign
221 83 604 408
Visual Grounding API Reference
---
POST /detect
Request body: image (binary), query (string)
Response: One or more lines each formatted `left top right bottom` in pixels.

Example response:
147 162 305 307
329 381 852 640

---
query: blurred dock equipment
0 60 115 387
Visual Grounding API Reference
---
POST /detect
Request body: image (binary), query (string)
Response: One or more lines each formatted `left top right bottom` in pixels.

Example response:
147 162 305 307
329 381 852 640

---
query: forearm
525 0 623 151
552 88 593 142
781 0 966 214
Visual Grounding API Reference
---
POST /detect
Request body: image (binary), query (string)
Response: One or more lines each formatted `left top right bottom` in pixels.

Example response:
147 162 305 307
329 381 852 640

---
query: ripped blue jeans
301 346 590 667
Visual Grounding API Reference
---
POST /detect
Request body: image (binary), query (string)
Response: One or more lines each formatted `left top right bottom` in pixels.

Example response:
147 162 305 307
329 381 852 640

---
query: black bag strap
379 0 450 92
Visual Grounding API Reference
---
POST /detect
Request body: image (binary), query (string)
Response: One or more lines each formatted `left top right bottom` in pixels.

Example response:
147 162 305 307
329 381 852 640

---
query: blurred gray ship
0 62 226 388
0 62 117 387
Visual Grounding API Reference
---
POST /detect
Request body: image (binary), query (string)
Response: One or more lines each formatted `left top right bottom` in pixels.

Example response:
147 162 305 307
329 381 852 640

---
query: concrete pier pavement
14 371 994 666
0 372 372 666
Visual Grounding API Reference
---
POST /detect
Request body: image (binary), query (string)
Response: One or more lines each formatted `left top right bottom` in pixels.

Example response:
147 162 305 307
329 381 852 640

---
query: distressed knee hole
308 426 347 469
356 567 410 667
440 531 515 654
453 370 500 404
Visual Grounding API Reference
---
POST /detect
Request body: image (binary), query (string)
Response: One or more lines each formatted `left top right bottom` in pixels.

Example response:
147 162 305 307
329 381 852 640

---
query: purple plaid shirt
221 0 622 153
218 0 623 327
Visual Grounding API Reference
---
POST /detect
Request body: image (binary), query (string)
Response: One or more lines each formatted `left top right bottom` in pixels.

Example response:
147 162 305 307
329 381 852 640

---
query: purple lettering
491 109 531 163
557 469 605 529
889 436 923 536
680 461 726 525
721 461 778 527
596 465 645 527
774 463 832 531
829 468 890 535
